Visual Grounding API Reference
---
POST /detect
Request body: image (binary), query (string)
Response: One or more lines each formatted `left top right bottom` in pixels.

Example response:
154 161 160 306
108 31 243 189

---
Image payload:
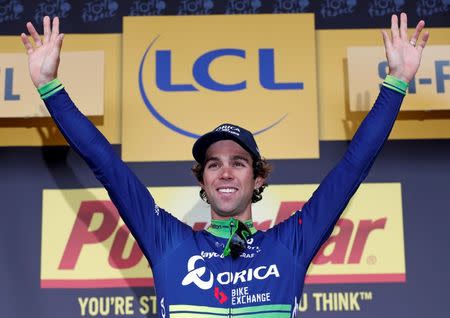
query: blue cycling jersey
43 85 404 318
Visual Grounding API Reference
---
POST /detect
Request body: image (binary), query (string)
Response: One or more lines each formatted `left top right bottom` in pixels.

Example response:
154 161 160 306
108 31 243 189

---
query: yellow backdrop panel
0 51 104 118
317 28 450 140
0 34 121 146
347 45 450 111
122 14 319 161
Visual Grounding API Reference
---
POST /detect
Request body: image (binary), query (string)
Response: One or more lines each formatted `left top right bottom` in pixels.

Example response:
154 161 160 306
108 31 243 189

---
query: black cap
192 123 261 164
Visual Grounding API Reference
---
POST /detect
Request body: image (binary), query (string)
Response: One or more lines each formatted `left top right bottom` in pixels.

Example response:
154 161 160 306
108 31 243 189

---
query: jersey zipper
229 220 234 318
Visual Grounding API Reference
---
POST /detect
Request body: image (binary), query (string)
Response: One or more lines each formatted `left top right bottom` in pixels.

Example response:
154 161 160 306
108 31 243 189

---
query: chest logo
181 255 214 290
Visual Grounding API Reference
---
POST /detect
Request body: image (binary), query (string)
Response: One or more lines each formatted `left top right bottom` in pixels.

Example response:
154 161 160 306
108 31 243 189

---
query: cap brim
192 131 254 164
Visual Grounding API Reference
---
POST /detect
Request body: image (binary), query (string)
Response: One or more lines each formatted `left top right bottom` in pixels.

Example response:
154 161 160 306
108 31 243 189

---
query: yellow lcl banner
122 14 319 162
41 183 405 288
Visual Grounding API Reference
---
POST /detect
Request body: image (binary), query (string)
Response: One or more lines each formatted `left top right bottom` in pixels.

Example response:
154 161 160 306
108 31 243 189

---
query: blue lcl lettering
156 51 197 92
193 49 246 91
4 68 20 101
259 49 303 90
155 49 304 92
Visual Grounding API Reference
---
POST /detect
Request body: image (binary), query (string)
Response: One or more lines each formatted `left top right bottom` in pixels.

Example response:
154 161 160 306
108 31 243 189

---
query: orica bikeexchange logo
0 0 24 23
320 0 357 18
181 255 214 290
215 124 241 136
181 255 280 290
416 0 449 17
34 0 71 24
368 0 405 17
82 0 118 22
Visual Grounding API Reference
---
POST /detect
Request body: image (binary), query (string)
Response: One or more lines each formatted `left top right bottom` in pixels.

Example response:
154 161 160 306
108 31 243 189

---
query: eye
206 162 219 169
233 161 246 167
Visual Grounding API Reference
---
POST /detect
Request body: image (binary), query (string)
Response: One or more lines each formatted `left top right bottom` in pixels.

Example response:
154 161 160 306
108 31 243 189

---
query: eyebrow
204 156 220 165
204 155 250 165
232 155 250 163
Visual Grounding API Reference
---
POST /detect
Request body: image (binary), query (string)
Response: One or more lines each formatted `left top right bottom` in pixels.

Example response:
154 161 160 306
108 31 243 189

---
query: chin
213 206 241 218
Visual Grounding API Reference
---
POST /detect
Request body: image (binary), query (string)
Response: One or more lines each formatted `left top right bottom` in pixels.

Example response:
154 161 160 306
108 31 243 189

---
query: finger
55 33 64 54
400 12 408 40
410 20 425 46
50 17 60 42
43 16 51 44
391 14 399 40
20 33 34 55
417 31 429 54
26 22 42 47
381 30 392 51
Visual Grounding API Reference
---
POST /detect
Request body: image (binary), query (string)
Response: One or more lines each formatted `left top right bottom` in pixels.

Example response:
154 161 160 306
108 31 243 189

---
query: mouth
217 187 238 194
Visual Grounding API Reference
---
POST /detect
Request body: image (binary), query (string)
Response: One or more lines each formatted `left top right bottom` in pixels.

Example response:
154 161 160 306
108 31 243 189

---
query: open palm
21 16 64 88
381 13 429 83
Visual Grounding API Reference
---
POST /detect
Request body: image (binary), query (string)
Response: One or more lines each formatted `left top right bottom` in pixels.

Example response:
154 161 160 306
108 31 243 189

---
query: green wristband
382 75 409 95
38 78 64 99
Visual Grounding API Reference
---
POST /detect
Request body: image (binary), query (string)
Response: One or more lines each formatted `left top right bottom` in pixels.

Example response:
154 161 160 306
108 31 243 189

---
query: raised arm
21 17 191 267
272 13 429 265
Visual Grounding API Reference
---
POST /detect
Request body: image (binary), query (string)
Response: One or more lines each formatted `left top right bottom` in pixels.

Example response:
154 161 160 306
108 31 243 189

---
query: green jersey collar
207 218 256 239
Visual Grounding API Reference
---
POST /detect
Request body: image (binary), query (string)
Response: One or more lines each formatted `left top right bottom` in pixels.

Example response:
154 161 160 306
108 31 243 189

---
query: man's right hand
21 16 64 89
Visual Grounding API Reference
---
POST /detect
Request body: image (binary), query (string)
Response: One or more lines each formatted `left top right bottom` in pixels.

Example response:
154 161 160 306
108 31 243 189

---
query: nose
219 165 233 180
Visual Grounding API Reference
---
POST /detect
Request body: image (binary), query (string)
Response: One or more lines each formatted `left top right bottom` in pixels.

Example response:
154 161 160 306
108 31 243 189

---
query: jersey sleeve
43 88 192 268
269 86 405 267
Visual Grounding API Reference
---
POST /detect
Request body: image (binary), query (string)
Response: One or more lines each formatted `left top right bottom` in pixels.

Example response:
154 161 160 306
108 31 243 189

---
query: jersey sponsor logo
181 255 280 290
201 238 259 259
201 251 224 259
217 264 280 285
214 287 228 304
181 255 214 290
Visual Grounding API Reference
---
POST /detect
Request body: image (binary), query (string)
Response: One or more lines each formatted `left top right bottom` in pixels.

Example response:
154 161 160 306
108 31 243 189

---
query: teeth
218 188 236 193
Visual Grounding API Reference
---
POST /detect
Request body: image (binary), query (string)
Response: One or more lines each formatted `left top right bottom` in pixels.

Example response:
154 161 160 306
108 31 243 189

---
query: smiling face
200 140 264 221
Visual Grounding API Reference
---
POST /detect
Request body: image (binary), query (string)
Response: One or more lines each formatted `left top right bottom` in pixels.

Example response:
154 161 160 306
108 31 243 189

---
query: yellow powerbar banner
41 183 405 288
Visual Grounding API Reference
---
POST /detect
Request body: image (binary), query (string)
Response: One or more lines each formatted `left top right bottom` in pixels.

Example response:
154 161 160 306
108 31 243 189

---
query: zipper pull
229 219 235 236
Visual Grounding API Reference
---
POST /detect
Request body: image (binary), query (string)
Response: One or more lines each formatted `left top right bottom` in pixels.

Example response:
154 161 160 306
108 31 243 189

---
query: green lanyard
207 218 256 258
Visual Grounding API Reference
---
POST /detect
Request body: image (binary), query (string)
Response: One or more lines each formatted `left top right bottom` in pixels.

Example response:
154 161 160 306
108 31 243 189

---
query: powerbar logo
40 184 405 288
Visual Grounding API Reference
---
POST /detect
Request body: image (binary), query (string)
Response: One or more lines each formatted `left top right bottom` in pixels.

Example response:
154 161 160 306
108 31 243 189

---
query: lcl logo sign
138 37 302 137
153 47 304 92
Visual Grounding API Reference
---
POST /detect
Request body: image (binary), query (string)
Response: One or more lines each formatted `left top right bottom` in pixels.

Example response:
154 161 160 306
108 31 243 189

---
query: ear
254 176 265 189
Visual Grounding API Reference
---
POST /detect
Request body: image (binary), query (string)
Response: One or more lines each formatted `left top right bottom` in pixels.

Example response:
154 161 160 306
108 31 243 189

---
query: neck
211 207 253 223
207 218 257 239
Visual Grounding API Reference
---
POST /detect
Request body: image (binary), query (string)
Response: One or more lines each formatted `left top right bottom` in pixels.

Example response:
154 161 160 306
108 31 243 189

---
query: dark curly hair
192 158 272 203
